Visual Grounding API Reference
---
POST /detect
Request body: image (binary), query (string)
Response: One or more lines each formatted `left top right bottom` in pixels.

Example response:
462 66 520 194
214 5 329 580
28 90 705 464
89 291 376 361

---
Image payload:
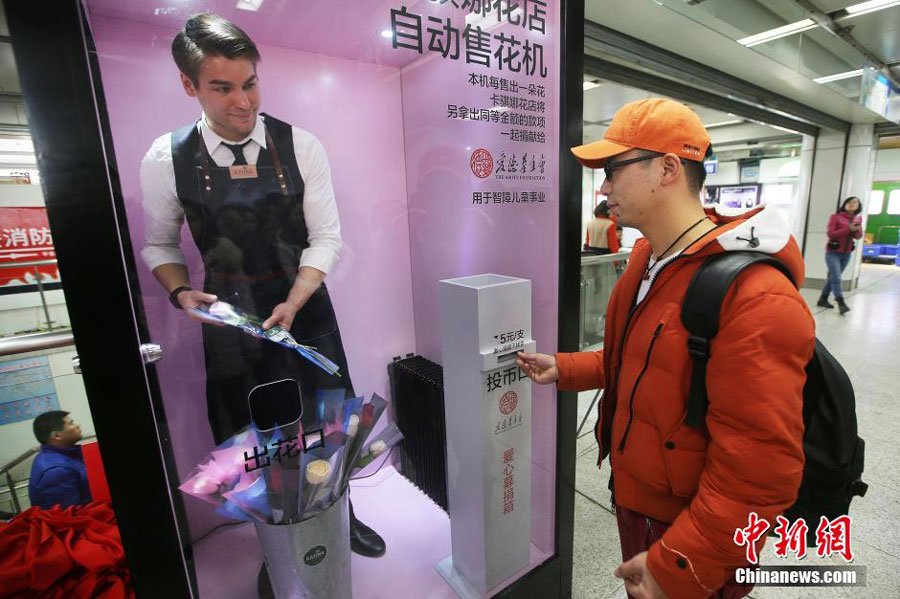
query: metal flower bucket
254 491 351 599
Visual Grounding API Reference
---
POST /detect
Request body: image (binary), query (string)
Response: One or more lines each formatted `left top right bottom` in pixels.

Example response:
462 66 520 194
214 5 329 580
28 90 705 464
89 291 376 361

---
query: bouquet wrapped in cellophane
179 389 402 525
190 300 341 377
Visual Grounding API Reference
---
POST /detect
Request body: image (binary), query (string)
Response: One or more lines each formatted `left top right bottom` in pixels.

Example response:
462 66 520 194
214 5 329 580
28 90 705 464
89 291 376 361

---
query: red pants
615 505 754 599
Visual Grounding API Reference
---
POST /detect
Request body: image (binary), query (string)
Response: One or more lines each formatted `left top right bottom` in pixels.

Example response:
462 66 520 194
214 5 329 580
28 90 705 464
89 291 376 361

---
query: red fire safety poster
0 207 58 289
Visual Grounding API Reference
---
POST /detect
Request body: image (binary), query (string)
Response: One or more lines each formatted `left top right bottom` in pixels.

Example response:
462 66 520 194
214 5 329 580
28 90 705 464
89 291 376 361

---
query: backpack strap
681 251 796 428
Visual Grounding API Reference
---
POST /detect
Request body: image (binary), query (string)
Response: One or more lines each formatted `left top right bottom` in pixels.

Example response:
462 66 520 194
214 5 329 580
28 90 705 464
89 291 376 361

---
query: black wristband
169 286 192 310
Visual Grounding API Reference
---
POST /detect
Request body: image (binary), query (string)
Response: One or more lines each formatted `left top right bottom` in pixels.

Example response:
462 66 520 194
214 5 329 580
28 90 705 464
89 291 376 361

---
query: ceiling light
705 119 744 128
844 0 900 17
813 69 864 84
236 0 264 11
583 81 600 91
0 153 37 164
770 125 801 134
737 19 817 47
0 139 33 152
380 29 394 39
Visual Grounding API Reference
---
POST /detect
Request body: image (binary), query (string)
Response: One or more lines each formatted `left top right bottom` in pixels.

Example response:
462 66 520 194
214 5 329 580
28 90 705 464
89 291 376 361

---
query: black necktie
223 141 250 166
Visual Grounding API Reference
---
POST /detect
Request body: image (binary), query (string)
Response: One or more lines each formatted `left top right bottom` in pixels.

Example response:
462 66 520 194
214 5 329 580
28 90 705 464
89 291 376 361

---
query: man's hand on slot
516 351 559 385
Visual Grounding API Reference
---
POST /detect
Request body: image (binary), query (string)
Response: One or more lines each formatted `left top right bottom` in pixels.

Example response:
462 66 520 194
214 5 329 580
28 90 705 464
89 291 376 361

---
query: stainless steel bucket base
254 492 352 599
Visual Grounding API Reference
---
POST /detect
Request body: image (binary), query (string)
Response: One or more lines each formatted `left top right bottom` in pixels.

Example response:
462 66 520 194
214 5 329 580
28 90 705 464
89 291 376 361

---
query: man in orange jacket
518 99 815 598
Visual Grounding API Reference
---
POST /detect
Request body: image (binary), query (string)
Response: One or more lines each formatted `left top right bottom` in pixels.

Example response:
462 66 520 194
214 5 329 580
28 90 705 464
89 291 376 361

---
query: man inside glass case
139 13 385 559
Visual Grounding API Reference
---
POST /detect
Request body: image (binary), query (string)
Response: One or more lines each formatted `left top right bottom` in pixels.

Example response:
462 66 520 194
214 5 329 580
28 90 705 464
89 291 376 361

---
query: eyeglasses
603 153 663 181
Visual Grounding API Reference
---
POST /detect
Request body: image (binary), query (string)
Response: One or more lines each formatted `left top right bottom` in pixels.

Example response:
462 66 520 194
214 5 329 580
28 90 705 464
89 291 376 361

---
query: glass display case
4 1 585 597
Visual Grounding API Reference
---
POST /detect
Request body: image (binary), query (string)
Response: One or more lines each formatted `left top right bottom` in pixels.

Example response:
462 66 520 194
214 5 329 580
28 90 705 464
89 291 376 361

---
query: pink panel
399 8 560 552
85 0 446 69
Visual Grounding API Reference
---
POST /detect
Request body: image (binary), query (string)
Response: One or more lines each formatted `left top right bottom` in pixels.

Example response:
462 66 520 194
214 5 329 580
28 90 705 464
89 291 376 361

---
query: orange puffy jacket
556 205 815 598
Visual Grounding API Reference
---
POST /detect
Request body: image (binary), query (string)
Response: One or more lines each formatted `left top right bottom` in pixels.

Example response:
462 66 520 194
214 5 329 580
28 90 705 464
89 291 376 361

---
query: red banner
0 207 58 288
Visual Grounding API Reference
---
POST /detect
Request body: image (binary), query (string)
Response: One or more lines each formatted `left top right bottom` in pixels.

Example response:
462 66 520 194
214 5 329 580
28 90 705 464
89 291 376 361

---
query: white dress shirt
140 113 342 274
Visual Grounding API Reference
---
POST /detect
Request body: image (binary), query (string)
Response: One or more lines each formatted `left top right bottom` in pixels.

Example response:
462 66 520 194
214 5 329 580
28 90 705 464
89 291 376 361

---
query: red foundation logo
470 148 493 178
499 391 518 415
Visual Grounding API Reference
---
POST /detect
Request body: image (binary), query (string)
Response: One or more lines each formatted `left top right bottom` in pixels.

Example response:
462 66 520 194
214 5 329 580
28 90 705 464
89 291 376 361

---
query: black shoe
349 502 386 558
258 563 273 599
817 297 834 309
837 299 850 315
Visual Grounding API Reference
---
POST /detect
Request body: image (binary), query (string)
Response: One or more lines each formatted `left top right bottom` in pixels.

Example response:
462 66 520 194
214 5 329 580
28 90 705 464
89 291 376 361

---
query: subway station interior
0 1 898 598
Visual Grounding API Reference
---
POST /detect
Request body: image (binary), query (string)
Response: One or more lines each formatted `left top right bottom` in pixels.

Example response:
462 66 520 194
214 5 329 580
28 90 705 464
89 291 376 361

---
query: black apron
172 114 354 444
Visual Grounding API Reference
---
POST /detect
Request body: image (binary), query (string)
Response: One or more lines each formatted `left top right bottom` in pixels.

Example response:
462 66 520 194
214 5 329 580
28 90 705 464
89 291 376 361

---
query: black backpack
681 251 867 535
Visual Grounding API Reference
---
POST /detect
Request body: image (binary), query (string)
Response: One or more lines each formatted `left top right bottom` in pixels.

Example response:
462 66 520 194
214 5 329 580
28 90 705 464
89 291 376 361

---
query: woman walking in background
819 196 863 314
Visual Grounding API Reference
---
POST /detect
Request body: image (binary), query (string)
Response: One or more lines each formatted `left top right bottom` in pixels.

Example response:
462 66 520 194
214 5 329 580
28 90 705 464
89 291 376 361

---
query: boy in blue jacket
28 411 92 510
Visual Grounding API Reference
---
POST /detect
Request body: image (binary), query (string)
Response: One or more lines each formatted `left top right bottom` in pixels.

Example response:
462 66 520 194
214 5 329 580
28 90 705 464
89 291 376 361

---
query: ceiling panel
754 0 811 22
820 76 863 100
0 46 21 94
690 105 740 124
583 80 736 125
587 0 888 124
583 82 655 123
689 0 807 37
801 27 868 71
836 8 900 63
813 0 854 11
582 79 799 150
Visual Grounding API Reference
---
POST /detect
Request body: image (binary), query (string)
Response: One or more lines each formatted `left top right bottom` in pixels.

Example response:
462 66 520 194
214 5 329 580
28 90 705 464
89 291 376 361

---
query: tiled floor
571 264 900 598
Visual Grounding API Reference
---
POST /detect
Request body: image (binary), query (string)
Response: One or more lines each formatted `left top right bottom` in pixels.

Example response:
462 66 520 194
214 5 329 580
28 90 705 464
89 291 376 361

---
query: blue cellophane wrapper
223 475 273 523
190 300 340 376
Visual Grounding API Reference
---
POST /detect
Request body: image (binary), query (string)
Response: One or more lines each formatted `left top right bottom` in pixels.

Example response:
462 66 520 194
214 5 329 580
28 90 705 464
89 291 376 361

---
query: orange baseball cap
572 98 711 168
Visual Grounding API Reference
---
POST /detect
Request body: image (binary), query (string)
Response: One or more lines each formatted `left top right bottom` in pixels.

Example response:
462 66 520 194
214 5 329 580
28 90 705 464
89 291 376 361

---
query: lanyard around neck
642 217 708 280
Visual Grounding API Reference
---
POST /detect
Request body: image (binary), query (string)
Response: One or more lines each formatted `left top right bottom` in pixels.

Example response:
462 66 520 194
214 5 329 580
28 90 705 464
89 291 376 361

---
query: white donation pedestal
436 274 534 598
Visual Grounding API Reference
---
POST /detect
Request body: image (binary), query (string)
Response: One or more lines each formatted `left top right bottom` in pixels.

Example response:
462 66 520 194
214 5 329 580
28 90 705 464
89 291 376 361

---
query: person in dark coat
819 196 862 314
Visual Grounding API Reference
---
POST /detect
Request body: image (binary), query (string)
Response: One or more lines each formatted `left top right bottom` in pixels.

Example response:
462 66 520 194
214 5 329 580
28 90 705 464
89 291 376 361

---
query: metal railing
0 258 61 332
0 329 74 356
579 250 630 351
0 446 39 514
576 250 630 440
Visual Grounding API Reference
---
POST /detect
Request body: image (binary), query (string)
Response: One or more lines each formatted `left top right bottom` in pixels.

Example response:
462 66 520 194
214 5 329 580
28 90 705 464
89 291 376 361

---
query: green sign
304 545 326 566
